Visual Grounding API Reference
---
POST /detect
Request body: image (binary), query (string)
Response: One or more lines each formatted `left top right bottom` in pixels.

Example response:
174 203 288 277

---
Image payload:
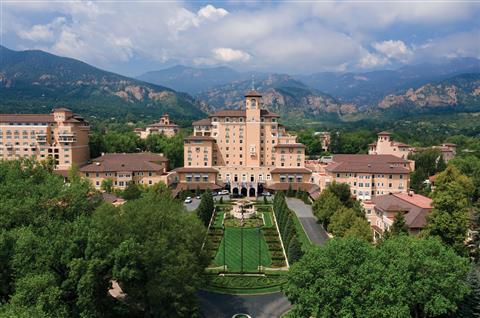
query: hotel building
134 114 179 139
368 131 456 162
0 108 90 171
80 153 171 189
362 192 432 241
174 90 316 196
306 154 413 201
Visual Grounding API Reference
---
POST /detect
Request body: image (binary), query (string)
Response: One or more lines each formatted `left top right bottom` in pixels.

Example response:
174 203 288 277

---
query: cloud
4 1 480 74
198 4 228 21
358 52 389 69
212 48 250 62
372 40 413 62
17 17 66 42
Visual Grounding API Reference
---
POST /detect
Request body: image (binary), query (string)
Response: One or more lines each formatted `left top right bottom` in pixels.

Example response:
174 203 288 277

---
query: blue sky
2 1 479 76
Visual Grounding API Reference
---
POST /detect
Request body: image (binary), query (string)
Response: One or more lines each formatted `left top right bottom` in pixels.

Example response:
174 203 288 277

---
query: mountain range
0 46 205 124
1 45 479 125
138 58 480 121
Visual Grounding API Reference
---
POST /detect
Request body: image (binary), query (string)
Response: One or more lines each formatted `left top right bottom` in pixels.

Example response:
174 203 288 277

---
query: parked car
219 190 229 195
262 191 271 196
212 192 218 196
196 196 201 199
184 198 192 204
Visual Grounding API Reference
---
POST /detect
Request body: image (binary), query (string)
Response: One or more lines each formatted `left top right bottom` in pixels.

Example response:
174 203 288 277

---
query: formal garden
202 193 309 294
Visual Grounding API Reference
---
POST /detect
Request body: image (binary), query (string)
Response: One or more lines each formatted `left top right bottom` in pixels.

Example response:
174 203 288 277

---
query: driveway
198 290 291 318
184 195 231 212
286 198 329 246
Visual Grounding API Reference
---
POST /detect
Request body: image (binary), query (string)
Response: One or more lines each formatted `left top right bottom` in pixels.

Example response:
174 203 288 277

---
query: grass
203 274 287 295
212 212 225 228
213 227 272 272
263 212 273 227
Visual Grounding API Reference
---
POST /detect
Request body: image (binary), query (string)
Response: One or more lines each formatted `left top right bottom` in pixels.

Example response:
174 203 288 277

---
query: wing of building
173 90 317 197
134 114 179 139
362 193 433 241
306 154 413 201
0 108 90 172
79 153 170 189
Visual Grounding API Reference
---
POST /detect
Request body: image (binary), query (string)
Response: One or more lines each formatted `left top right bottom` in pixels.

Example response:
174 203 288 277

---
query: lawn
263 212 273 227
213 227 272 272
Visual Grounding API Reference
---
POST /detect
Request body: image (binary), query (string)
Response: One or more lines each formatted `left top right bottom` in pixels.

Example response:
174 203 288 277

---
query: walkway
286 198 329 246
198 290 291 318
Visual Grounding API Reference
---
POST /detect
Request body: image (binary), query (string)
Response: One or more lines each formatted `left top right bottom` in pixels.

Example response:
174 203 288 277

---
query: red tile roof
192 118 212 126
80 153 167 173
372 193 432 229
325 154 410 174
245 90 262 97
173 167 219 173
270 167 312 174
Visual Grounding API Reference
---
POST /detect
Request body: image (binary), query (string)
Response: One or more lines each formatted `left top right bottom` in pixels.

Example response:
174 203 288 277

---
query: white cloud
4 1 480 74
198 5 228 21
372 40 413 62
212 48 250 62
17 17 66 42
358 52 389 69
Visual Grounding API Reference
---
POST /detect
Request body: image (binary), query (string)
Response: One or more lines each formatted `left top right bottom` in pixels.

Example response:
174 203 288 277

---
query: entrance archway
257 184 264 195
225 184 231 192
249 188 256 197
241 187 248 197
232 187 239 195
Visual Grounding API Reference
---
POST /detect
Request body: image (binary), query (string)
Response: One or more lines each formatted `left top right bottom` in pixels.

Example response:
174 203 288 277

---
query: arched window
250 98 257 107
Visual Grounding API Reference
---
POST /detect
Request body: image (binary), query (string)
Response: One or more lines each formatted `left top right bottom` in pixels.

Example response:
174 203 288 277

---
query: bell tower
245 90 262 167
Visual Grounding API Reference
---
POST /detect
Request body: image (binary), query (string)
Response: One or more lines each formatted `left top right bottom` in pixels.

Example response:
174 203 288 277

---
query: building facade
80 153 170 189
368 131 456 162
0 108 90 171
362 192 432 241
174 91 315 196
306 154 413 201
134 114 179 139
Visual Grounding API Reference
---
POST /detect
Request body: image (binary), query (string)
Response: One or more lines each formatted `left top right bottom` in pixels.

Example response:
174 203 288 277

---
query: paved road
198 290 291 318
286 198 329 246
184 195 231 212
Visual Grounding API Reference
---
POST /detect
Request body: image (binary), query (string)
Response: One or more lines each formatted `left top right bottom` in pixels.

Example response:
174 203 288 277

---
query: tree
312 189 343 228
424 166 474 255
328 207 357 236
197 189 214 227
287 236 303 264
286 184 294 197
284 236 470 318
389 212 409 236
457 264 480 318
122 181 142 200
344 217 373 242
101 178 114 193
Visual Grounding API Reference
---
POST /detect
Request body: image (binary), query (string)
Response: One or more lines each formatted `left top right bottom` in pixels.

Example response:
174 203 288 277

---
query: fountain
231 199 256 220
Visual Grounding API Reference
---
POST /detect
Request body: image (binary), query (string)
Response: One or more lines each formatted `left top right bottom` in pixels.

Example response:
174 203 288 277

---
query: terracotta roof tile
192 118 212 126
270 167 312 174
274 143 305 148
80 153 167 173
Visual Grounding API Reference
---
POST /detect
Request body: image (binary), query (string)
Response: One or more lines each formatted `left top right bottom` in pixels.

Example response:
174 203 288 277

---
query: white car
219 190 229 195
262 191 271 196
196 196 201 199
184 198 192 204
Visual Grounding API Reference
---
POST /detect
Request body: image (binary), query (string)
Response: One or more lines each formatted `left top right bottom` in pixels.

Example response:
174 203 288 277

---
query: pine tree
287 184 294 197
263 195 268 204
457 265 480 318
287 236 304 264
389 212 409 236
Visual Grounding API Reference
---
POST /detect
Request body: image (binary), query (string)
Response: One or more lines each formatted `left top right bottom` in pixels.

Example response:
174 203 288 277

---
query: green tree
312 189 343 228
101 178 114 193
287 236 303 264
344 217 373 242
286 184 294 197
424 166 474 254
285 236 470 318
389 212 409 236
197 189 214 227
457 264 480 318
328 207 357 236
122 181 142 200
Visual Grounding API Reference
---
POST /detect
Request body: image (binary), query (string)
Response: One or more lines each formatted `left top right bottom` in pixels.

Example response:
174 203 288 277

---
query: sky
1 1 480 77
